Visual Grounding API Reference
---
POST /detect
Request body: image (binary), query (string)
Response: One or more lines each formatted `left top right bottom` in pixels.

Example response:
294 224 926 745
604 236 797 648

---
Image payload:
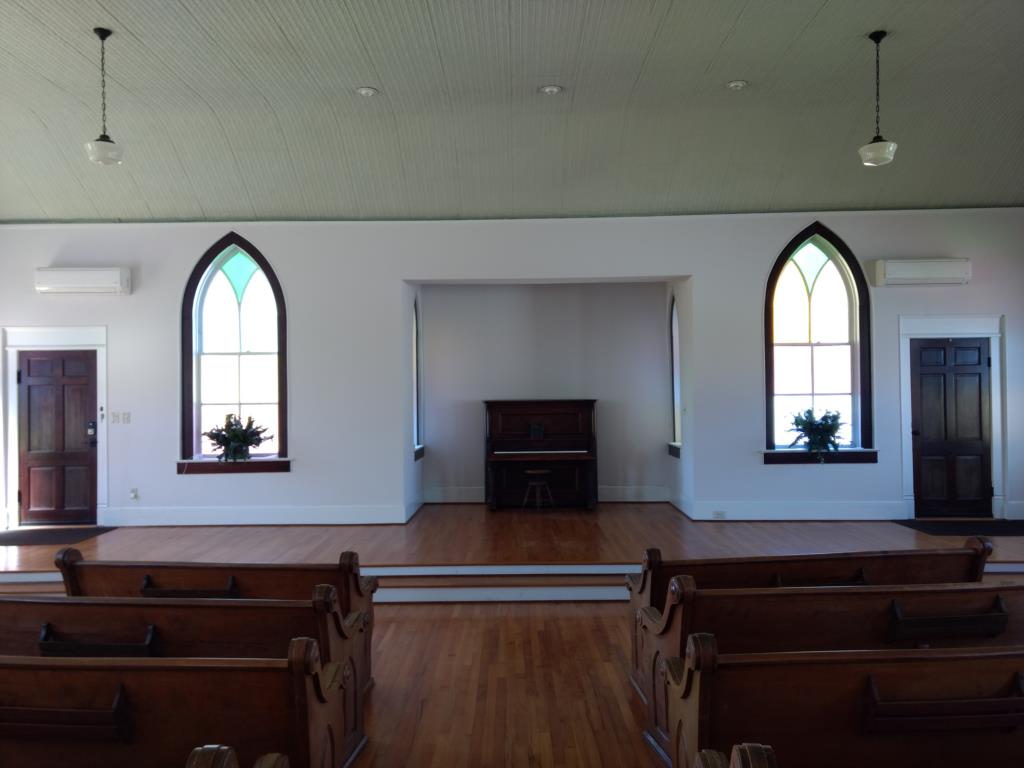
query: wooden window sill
414 445 425 461
762 449 877 465
667 442 682 458
176 458 291 475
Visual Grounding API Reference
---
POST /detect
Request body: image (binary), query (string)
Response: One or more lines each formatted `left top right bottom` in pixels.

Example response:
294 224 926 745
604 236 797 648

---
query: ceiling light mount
538 84 563 95
858 29 896 167
725 79 749 91
85 26 124 165
355 86 379 97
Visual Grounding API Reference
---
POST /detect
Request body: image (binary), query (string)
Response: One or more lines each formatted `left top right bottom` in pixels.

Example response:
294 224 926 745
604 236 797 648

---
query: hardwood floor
360 602 657 768
3 503 1022 573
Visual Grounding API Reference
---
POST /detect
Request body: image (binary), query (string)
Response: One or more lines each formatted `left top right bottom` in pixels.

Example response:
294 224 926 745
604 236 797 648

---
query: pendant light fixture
85 27 124 165
858 30 896 167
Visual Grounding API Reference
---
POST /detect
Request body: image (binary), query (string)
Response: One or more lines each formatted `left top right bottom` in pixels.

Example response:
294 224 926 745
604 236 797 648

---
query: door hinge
987 356 992 368
16 370 21 385
991 485 995 498
17 490 21 505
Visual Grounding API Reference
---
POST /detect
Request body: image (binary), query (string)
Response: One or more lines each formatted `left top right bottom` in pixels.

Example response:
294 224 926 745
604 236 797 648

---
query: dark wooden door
910 338 991 518
18 350 98 525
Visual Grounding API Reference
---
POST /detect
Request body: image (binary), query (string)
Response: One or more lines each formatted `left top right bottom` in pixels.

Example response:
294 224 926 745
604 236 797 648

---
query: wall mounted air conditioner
874 258 971 286
34 267 132 295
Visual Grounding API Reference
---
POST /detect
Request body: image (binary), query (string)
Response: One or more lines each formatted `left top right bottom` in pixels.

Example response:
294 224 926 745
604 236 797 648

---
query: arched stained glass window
412 298 422 448
181 233 287 462
765 222 872 451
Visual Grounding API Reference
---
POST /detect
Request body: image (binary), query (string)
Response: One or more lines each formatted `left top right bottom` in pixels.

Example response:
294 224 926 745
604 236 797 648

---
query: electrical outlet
122 411 132 424
711 510 727 520
110 412 120 424
129 488 139 501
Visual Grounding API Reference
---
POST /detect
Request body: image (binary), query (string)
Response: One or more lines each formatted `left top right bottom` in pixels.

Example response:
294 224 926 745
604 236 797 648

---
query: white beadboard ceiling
1 0 1022 222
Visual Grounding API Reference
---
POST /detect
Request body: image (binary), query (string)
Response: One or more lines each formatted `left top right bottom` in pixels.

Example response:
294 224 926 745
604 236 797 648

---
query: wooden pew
0 589 368 768
637 579 1024 756
627 538 992 701
187 745 289 768
694 744 777 768
659 634 1024 768
0 637 360 768
55 547 378 693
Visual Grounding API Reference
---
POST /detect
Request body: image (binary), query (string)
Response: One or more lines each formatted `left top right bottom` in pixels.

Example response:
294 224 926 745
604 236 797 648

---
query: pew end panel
633 575 697 708
694 744 777 768
186 745 290 768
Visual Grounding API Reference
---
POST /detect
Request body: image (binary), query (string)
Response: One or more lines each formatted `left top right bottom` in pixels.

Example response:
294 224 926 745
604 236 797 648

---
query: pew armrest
38 623 159 657
886 596 1009 643
0 683 131 742
139 574 240 599
865 673 1024 732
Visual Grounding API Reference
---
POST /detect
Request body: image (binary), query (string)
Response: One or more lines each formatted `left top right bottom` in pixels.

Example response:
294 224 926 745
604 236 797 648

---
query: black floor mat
896 520 1024 536
0 526 116 546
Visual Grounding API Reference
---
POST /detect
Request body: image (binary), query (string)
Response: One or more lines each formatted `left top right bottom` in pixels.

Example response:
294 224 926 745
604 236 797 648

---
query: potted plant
203 414 272 462
788 409 842 462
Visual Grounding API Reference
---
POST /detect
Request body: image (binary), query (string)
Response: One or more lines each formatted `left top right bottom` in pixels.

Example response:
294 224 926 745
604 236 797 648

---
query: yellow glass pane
200 355 239 404
240 271 278 353
813 346 852 394
772 262 809 343
200 271 240 353
810 261 850 343
239 355 278 403
774 346 812 394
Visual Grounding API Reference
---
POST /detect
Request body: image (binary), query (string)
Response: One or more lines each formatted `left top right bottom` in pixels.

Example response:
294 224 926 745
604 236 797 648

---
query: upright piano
484 399 598 510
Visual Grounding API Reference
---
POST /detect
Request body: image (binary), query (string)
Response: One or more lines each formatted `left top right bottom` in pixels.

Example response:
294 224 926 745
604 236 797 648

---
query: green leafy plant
788 409 842 458
203 414 271 462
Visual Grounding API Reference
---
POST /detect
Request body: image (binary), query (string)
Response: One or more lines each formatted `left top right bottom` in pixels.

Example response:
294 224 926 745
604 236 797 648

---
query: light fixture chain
874 37 881 138
100 36 107 135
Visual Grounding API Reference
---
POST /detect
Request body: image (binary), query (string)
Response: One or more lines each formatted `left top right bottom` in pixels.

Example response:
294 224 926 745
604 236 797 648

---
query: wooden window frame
179 232 288 473
668 295 682 457
413 298 424 460
764 222 875 463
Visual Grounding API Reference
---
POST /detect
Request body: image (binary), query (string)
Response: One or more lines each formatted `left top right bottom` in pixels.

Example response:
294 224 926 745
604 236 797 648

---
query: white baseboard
685 499 912 521
423 485 669 504
1003 501 1024 520
99 504 409 526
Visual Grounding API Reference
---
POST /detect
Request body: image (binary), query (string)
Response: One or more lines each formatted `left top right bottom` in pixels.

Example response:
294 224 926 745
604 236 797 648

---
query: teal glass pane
791 242 829 292
220 248 259 304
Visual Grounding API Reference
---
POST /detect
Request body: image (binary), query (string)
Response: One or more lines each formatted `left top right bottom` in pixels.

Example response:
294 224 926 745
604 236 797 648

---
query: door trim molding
899 315 1004 518
2 327 108 530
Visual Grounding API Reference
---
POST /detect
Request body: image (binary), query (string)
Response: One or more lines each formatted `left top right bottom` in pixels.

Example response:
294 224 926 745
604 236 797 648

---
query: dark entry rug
897 520 1024 537
0 526 116 547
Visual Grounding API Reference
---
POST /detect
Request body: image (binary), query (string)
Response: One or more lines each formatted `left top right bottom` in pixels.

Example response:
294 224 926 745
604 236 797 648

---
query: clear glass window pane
239 354 278 403
200 404 240 456
772 263 809 343
813 395 853 445
774 346 812 394
240 271 278 353
792 242 829 290
200 355 240 404
813 345 852 394
810 261 850 343
240 404 278 455
412 306 420 445
774 395 813 447
200 272 240 353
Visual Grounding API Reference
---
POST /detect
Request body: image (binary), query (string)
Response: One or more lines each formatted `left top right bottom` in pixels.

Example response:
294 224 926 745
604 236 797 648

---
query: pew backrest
661 634 1024 768
0 638 354 768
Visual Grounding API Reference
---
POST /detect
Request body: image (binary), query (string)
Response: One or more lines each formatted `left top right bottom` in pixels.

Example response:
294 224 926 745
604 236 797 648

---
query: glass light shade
85 134 124 165
858 137 896 166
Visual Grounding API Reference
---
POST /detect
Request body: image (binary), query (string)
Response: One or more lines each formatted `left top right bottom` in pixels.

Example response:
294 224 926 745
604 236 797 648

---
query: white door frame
1 327 108 530
898 315 1004 519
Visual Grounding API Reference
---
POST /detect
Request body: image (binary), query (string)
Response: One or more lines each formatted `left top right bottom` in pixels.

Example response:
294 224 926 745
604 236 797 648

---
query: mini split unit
34 267 131 295
873 258 971 286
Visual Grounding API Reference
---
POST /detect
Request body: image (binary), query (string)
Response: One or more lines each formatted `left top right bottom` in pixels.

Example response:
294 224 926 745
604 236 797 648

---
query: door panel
910 338 991 518
18 350 97 525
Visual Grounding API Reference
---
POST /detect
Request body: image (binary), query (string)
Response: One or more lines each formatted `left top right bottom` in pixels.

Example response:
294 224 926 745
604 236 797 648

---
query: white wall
0 207 1021 525
420 282 671 503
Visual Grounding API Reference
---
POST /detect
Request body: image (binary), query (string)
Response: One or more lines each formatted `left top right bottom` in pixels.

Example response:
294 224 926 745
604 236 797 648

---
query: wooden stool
522 469 555 509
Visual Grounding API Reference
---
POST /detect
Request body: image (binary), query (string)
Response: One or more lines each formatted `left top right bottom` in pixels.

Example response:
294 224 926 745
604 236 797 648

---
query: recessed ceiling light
726 80 749 91
355 86 379 97
538 84 563 95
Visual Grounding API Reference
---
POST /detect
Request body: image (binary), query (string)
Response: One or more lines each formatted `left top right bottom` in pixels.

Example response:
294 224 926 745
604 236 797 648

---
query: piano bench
523 470 555 509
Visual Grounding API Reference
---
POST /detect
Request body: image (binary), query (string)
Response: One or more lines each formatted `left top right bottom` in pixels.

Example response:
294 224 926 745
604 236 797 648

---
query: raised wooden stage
3 503 1022 600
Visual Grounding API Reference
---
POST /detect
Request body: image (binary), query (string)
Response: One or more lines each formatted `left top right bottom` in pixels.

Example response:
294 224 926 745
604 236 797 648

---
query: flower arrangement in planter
203 414 272 462
788 409 842 462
